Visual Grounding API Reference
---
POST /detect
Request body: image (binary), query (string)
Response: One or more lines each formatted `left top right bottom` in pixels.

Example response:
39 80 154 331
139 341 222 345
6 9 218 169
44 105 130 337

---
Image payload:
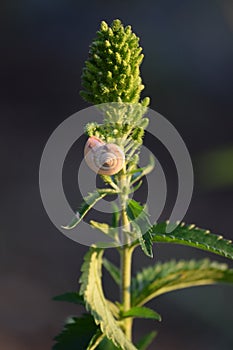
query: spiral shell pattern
84 136 125 175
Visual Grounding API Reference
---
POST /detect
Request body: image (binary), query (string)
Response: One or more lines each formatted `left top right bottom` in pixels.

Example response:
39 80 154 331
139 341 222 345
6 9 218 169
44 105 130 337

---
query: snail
84 136 125 175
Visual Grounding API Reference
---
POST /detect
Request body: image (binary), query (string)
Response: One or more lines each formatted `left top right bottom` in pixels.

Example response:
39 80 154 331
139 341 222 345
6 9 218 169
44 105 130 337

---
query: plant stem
121 235 133 340
120 172 133 340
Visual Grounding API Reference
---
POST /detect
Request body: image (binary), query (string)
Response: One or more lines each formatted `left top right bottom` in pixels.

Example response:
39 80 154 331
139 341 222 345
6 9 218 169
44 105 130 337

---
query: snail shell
84 136 125 175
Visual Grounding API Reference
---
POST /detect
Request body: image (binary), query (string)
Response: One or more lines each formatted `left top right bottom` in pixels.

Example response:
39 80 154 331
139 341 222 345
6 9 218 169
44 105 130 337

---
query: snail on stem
84 136 125 175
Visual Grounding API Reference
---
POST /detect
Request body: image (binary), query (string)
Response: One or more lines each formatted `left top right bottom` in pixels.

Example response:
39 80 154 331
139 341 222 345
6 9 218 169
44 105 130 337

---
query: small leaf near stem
62 189 118 230
103 258 121 286
121 306 161 321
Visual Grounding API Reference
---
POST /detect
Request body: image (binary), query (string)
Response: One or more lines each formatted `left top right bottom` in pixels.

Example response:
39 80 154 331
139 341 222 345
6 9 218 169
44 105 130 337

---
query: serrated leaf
151 222 233 260
138 228 153 258
52 314 98 350
62 189 118 229
90 221 119 242
79 247 137 350
126 200 153 257
53 292 84 305
131 221 153 257
121 306 161 321
132 259 233 306
136 331 157 350
103 258 121 286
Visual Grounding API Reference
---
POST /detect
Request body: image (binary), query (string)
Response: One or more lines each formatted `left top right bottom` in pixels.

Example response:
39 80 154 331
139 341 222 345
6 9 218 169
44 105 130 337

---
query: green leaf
79 247 137 350
138 229 153 259
132 259 233 306
52 314 98 350
111 203 120 228
126 200 153 257
151 222 233 260
136 331 157 350
130 180 143 193
97 337 121 350
90 221 119 243
87 330 105 350
62 189 118 230
103 258 121 286
53 292 84 306
130 154 155 186
130 221 153 258
121 306 161 321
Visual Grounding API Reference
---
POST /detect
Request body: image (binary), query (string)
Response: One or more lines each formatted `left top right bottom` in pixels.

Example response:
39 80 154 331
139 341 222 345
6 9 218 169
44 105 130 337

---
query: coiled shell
84 136 125 175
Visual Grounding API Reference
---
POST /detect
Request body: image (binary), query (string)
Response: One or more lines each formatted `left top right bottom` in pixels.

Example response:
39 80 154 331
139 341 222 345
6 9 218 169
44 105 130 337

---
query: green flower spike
80 19 150 106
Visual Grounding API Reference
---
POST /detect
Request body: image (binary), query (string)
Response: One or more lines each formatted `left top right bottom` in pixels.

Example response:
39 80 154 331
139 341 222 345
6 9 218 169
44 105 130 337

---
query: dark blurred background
1 0 233 349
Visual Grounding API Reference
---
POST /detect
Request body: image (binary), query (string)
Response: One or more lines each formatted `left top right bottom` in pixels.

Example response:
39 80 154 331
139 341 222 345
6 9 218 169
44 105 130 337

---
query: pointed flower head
80 19 150 106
